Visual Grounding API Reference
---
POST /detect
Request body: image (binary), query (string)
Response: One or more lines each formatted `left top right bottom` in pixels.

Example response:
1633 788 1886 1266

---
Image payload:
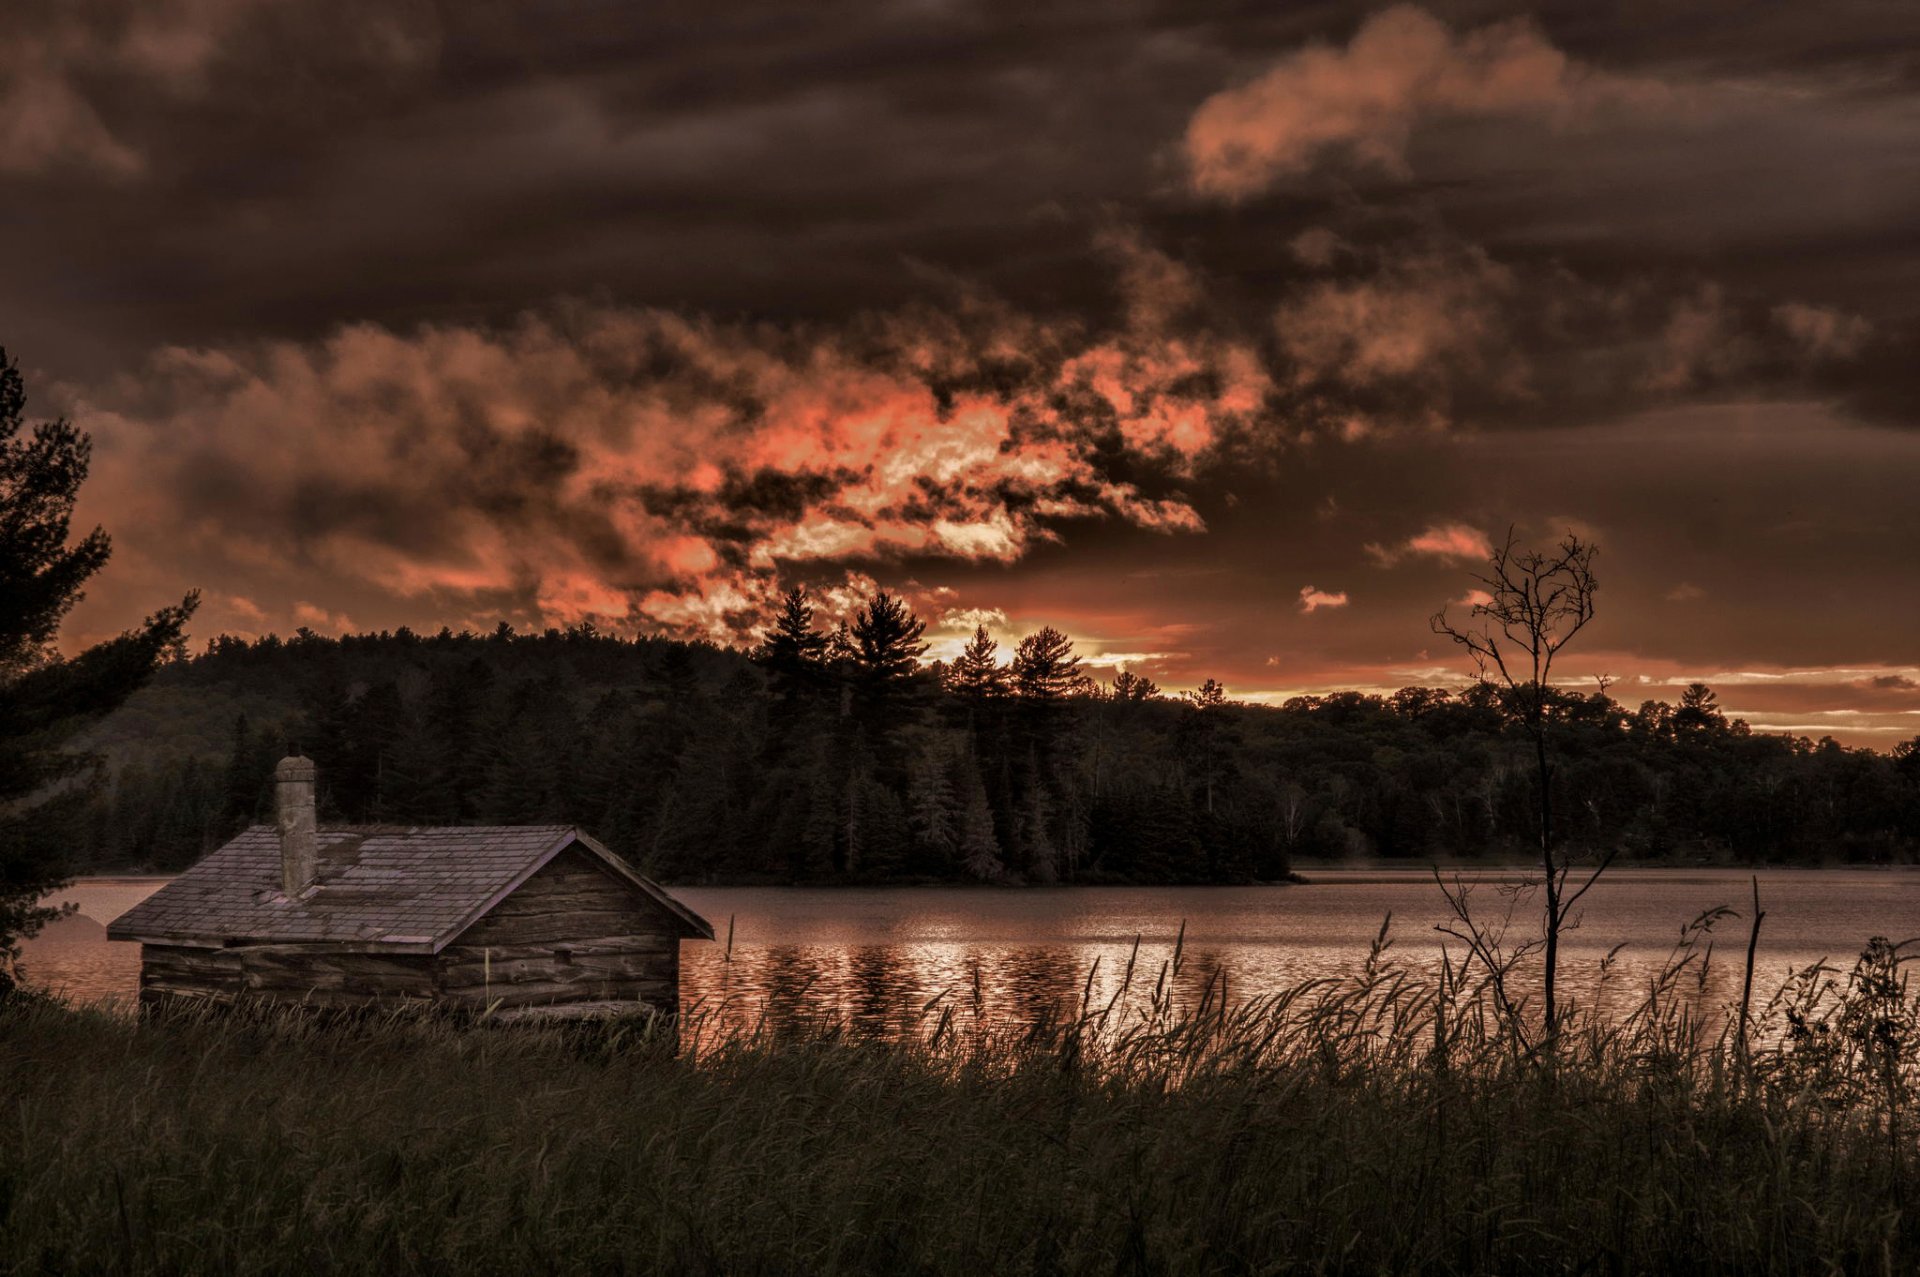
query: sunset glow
9 1 1915 745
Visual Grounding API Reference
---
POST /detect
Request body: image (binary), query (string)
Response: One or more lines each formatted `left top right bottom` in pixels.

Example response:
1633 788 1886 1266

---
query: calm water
20 869 1920 1032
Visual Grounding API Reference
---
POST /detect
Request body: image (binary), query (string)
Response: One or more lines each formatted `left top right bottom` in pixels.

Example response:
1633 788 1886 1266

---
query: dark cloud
9 3 1911 371
5 1 1916 743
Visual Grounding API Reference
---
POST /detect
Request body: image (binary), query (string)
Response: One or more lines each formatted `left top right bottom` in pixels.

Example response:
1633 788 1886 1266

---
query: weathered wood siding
435 847 681 1013
133 846 684 1017
139 943 437 1010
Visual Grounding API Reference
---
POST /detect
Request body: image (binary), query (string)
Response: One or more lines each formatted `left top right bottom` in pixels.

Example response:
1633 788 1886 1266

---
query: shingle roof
107 825 713 951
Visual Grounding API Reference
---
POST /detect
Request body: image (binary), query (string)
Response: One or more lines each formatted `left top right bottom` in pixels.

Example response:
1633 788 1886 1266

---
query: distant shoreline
63 862 1920 891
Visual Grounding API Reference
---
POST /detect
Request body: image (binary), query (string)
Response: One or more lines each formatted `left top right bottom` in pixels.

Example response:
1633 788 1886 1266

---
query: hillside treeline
70 593 1920 880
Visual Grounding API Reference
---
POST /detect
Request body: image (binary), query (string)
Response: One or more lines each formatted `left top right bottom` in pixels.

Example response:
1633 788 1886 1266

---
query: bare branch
1428 528 1600 1043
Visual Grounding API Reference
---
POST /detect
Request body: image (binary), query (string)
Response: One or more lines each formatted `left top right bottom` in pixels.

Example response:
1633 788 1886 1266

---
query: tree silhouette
17 561 1920 893
945 625 1007 703
907 749 959 867
0 349 196 995
1180 679 1232 814
755 586 829 697
955 762 1005 881
847 593 928 743
1431 529 1600 1040
1674 682 1726 734
1012 627 1081 703
1184 678 1227 710
851 593 927 686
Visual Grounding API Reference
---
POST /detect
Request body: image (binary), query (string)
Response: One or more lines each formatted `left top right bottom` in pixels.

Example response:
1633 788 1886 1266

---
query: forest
68 589 1920 882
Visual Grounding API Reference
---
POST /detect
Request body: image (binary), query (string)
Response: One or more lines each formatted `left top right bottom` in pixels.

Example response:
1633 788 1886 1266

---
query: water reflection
847 945 900 1031
21 870 1920 1039
666 872 1920 1040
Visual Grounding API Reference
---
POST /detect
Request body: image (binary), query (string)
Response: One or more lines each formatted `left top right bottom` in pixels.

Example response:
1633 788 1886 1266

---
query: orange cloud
77 286 1269 642
1298 586 1349 613
1184 4 1665 198
1366 521 1493 567
291 601 354 634
1408 523 1493 562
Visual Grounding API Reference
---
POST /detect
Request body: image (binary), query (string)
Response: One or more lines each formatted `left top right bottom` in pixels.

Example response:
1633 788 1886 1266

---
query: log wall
136 847 684 1018
138 944 436 1011
437 848 681 1013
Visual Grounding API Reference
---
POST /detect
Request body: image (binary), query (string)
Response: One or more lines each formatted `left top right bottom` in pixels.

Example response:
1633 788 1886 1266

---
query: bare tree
1431 529 1604 1039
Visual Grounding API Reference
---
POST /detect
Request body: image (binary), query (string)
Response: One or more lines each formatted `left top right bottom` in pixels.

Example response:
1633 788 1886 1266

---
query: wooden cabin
107 756 713 1021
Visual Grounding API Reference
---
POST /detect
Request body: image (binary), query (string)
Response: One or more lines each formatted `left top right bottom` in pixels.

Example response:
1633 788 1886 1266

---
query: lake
19 868 1920 1033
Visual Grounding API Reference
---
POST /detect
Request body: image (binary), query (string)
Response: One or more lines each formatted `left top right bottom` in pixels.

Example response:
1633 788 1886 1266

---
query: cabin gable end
434 847 683 1013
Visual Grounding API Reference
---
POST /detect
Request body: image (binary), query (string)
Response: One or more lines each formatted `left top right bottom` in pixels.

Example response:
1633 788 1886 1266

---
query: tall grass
2 922 1915 1275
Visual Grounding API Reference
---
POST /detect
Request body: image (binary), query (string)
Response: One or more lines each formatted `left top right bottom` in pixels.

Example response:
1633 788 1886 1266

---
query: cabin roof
106 825 714 952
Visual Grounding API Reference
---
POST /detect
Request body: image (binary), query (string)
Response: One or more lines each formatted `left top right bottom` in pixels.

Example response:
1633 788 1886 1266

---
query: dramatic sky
9 0 1919 743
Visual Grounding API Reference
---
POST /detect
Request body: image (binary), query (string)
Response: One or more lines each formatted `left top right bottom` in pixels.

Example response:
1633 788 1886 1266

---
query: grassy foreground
2 935 1916 1275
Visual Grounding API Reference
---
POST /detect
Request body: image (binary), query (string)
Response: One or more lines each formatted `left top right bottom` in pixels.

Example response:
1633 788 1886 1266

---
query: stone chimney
275 755 318 896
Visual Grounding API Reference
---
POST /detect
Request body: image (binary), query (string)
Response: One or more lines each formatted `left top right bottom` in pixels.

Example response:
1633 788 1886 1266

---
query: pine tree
851 592 927 692
221 712 260 828
908 749 959 867
1019 770 1058 884
840 737 875 875
1674 682 1726 734
1011 626 1084 776
1053 769 1090 880
338 681 409 820
863 781 910 880
1184 678 1227 710
956 763 1005 881
219 710 281 835
754 586 829 693
1110 668 1160 702
651 717 738 880
946 626 1008 702
478 678 568 823
1180 678 1232 814
381 702 445 824
847 594 929 784
825 621 857 671
1012 626 1083 703
0 349 196 994
798 747 842 879
422 658 494 821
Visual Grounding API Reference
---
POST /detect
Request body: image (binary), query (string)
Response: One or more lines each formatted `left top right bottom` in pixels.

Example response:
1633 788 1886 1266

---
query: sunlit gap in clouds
26 2 1919 747
72 232 1268 650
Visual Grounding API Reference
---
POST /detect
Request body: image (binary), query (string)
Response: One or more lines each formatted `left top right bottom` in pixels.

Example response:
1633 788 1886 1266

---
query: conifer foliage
41 589 1920 885
945 626 1007 703
754 587 829 697
0 350 196 994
